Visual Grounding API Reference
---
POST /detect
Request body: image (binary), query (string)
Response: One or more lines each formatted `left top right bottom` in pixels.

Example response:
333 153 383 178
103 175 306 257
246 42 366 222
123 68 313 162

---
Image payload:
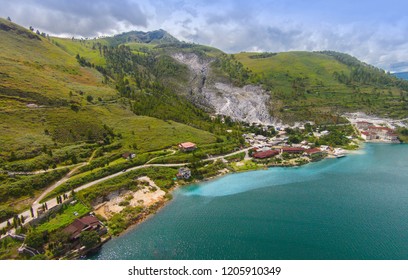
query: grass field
35 202 90 233
0 19 116 105
51 37 107 66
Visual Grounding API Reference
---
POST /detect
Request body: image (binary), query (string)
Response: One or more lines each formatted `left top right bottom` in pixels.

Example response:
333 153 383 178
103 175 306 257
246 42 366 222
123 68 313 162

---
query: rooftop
253 150 279 159
179 142 196 149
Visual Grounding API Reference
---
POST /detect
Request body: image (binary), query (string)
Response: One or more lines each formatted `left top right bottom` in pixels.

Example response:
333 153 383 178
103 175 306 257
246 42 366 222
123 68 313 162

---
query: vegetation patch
35 202 90 233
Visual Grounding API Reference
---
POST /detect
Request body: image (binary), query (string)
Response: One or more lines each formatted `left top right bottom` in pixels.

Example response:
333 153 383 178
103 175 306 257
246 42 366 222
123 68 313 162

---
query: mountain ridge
394 72 408 81
2 17 408 126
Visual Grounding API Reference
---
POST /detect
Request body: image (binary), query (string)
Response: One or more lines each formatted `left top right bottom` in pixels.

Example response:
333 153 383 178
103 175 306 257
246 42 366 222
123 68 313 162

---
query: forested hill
105 29 179 46
235 51 408 122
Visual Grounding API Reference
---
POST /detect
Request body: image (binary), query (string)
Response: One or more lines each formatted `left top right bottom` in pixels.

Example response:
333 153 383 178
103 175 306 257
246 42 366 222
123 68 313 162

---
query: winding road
0 147 251 236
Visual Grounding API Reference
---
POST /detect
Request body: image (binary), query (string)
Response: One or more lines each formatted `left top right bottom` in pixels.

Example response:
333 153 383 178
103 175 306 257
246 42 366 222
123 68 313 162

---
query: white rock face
172 52 279 125
203 83 276 125
344 112 408 129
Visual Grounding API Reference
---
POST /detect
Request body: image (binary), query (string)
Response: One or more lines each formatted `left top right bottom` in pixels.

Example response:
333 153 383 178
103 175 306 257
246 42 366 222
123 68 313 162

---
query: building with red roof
355 121 373 130
178 142 197 152
253 149 279 159
63 215 106 240
305 148 321 155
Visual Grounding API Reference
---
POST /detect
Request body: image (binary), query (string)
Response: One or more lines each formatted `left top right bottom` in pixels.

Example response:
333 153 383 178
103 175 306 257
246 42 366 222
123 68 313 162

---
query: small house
63 215 106 241
177 167 191 180
122 152 136 160
178 142 197 152
254 135 267 141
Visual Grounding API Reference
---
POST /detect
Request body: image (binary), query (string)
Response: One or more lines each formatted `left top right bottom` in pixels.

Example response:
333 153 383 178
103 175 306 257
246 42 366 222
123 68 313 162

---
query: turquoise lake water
91 144 408 260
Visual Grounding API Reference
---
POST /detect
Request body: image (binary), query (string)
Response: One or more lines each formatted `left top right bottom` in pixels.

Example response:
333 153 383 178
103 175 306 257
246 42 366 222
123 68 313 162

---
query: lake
91 143 408 260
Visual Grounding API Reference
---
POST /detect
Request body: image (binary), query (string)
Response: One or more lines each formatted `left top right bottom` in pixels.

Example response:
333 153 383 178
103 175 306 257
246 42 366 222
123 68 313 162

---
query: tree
12 216 18 228
29 26 34 32
49 231 70 257
9 151 16 161
25 231 45 250
7 17 11 21
79 231 100 249
71 154 77 164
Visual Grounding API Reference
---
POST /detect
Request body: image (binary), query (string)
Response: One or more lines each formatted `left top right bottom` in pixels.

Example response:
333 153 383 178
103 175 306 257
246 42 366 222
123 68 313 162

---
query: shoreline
88 141 407 257
89 149 340 242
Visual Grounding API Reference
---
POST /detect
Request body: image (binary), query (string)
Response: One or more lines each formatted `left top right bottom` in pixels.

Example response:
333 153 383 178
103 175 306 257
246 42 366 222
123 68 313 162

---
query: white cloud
0 0 148 37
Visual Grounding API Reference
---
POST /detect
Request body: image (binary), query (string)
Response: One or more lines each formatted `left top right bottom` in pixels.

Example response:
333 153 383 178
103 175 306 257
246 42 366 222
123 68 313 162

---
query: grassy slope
51 37 107 66
0 19 216 158
0 20 114 106
0 19 217 214
93 105 215 151
236 51 350 91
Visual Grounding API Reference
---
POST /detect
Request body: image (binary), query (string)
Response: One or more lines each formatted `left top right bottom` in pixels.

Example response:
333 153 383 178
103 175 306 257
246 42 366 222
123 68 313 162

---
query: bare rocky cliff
172 53 280 125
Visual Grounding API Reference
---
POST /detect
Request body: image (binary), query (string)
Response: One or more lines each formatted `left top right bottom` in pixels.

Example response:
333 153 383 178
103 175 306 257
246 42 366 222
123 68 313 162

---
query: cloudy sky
2 0 408 72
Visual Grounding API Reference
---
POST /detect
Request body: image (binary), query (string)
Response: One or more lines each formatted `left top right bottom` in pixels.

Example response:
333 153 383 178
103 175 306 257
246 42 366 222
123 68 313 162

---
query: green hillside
0 19 225 217
235 51 408 123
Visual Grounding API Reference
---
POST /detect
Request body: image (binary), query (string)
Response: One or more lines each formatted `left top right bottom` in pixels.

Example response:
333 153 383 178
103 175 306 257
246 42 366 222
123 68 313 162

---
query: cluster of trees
317 125 354 147
0 206 16 224
322 51 408 91
191 159 227 180
75 54 93 68
248 52 277 59
213 54 253 86
99 45 231 131
0 169 68 205
245 123 277 137
5 143 98 172
24 227 99 257
55 194 68 204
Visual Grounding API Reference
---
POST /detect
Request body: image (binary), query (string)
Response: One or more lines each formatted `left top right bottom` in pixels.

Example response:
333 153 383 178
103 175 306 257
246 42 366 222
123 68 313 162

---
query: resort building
305 148 327 161
356 124 399 143
356 121 373 130
253 149 279 159
368 126 394 137
360 131 375 141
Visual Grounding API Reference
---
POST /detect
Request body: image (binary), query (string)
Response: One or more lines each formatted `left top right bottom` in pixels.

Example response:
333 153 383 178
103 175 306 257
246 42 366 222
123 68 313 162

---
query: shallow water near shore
91 143 408 260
